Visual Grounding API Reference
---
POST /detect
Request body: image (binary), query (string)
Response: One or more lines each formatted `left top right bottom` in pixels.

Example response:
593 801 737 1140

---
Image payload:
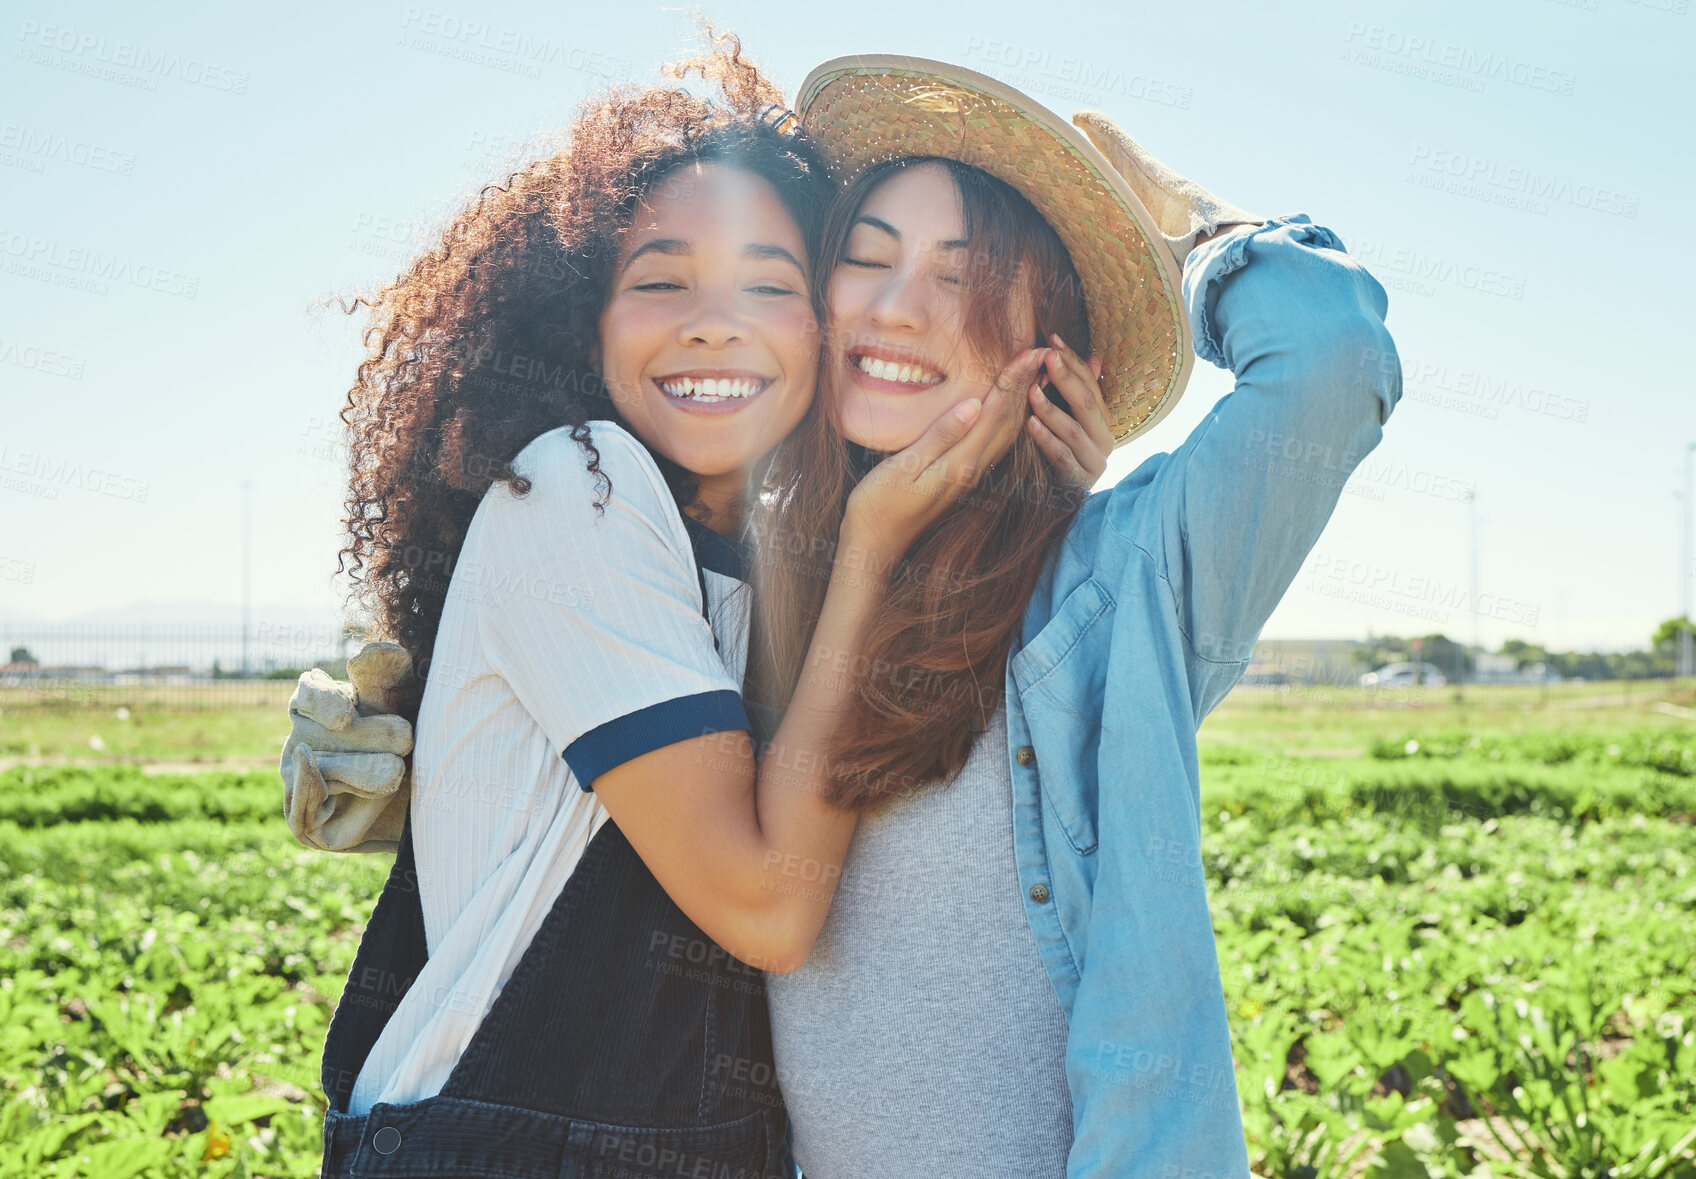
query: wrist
829 529 897 596
1194 219 1264 249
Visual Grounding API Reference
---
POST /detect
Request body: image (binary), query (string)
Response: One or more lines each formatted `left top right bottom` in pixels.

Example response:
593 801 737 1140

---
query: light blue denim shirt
1003 214 1400 1178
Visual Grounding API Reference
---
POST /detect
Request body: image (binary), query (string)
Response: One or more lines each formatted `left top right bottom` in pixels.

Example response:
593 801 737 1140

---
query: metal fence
0 623 356 709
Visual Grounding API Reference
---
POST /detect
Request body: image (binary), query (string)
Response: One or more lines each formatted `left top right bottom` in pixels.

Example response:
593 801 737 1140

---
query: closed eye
841 257 888 269
632 281 684 291
748 283 799 296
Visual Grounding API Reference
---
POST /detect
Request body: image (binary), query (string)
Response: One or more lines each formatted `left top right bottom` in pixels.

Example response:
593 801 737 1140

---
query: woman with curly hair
292 38 1078 1179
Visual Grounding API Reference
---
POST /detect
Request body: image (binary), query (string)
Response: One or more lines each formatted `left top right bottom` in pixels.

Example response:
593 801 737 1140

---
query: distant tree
1549 649 1611 681
1411 633 1469 681
1647 616 1690 676
1353 636 1412 668
1624 648 1670 679
1350 626 1685 685
1350 634 1472 680
1651 616 1694 649
1499 638 1550 669
8 646 36 666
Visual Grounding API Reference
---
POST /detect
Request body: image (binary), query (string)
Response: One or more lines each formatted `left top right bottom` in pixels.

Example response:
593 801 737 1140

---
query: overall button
1029 884 1050 903
1015 746 1036 766
372 1126 402 1155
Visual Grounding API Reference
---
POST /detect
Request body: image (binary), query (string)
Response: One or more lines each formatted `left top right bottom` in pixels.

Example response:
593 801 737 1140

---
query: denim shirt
1003 214 1401 1178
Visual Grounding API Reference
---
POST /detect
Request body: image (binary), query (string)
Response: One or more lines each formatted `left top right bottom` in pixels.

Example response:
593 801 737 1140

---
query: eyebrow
851 215 968 252
623 237 688 267
622 238 807 271
743 242 806 270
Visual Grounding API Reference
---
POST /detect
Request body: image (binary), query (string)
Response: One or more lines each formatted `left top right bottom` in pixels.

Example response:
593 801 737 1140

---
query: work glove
279 641 416 854
1072 110 1264 269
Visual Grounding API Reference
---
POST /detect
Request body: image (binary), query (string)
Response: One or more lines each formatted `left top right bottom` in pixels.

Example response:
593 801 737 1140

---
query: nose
865 267 930 335
678 287 746 349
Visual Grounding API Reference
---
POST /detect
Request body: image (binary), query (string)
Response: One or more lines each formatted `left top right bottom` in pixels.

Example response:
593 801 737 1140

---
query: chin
833 400 933 455
664 439 750 479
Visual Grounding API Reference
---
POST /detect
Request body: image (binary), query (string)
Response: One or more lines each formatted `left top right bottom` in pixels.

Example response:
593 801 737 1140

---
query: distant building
1472 651 1561 684
1474 652 1516 679
1243 639 1368 686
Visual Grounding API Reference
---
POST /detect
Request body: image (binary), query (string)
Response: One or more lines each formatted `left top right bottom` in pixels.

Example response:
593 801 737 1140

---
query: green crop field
1 683 1692 1177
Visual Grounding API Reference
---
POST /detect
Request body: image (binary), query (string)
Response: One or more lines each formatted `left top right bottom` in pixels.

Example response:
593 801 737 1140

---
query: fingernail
955 398 982 422
1051 333 1067 351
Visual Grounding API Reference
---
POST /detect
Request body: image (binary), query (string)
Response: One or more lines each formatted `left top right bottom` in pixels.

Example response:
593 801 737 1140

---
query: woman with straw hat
286 52 1400 1178
722 56 1398 1177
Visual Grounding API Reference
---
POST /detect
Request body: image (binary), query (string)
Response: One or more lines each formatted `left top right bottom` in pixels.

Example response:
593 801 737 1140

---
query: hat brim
797 55 1192 448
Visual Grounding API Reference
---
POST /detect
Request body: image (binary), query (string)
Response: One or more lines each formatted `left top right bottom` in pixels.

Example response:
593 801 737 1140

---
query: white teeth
855 355 941 385
659 376 763 401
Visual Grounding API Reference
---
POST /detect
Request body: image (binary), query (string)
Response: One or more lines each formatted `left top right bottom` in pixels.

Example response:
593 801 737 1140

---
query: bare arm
594 351 1046 972
592 531 887 973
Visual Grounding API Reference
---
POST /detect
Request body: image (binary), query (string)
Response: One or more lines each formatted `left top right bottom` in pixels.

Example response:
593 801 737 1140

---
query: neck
687 469 749 535
844 440 886 483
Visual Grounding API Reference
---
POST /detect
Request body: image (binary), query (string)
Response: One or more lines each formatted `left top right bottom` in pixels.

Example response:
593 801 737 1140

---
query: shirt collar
680 514 750 582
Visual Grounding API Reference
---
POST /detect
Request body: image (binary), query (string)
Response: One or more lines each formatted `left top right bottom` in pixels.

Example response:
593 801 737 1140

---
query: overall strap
320 811 429 1114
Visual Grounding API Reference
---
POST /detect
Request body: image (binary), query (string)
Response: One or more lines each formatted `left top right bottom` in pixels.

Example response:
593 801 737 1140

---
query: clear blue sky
2 0 1690 652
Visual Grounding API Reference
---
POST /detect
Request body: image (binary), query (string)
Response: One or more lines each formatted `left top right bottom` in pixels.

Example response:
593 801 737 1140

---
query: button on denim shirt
1004 215 1400 1178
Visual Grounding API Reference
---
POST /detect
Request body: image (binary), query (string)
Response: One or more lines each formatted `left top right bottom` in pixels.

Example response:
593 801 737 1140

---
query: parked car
1358 661 1448 688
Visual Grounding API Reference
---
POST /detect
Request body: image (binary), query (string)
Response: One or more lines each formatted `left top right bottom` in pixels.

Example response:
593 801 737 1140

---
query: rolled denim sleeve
1108 214 1402 718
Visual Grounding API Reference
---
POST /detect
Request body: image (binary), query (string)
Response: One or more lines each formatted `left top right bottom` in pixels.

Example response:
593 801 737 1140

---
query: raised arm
1076 112 1400 718
1117 214 1401 717
1057 116 1401 1178
1063 220 1398 1176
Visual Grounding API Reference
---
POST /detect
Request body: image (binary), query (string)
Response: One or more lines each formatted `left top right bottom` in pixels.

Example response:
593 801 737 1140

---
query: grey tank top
766 702 1073 1178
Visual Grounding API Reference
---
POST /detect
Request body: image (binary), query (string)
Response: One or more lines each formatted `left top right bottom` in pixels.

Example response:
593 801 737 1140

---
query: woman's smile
824 162 1027 452
842 343 947 394
599 160 819 483
653 369 775 413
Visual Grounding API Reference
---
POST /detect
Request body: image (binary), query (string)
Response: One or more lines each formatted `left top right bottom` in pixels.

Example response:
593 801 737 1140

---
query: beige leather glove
1072 111 1264 269
280 642 416 854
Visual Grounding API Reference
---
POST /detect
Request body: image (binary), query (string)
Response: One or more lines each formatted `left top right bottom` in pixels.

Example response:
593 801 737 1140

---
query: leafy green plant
4 716 1692 1176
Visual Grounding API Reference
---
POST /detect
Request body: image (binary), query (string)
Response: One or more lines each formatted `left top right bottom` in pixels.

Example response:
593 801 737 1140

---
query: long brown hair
333 34 832 720
750 157 1092 809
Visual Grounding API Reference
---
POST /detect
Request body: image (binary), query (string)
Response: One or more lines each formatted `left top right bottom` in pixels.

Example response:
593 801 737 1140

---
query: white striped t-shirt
347 421 753 1116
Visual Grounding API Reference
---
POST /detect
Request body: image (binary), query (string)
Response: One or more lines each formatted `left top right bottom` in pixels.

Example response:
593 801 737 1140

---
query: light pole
1467 489 1480 685
241 481 253 678
1682 444 1695 678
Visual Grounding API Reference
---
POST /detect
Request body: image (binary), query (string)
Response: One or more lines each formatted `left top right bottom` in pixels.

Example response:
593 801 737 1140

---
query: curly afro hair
333 31 833 719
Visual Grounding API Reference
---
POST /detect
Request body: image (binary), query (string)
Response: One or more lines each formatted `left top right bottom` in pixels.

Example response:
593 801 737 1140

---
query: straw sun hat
797 55 1193 447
